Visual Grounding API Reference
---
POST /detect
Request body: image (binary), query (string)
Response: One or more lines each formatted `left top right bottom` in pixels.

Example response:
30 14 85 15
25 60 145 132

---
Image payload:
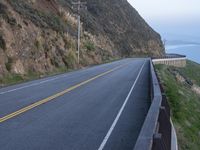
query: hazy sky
127 0 200 41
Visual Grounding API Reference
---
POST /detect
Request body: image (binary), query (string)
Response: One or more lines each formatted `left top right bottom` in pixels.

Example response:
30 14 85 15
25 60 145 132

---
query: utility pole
72 0 87 65
163 39 167 47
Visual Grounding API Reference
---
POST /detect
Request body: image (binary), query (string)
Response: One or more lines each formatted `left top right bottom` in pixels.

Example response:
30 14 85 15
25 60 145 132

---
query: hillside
0 0 164 85
156 60 200 150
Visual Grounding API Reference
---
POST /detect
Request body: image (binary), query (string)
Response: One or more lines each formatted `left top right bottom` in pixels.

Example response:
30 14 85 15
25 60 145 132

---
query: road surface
0 58 150 150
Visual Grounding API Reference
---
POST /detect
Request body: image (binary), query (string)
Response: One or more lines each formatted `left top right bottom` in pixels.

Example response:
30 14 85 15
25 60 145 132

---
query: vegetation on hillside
0 0 164 86
0 64 73 87
8 0 67 32
177 61 200 86
155 60 200 150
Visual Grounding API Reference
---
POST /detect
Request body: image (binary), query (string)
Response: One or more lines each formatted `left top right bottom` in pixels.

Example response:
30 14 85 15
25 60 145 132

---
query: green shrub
17 23 22 29
8 0 66 32
63 50 77 69
0 2 7 15
5 57 13 71
35 39 42 50
7 17 17 26
0 2 18 26
0 34 6 50
63 37 76 49
0 74 23 85
84 40 95 51
50 57 60 68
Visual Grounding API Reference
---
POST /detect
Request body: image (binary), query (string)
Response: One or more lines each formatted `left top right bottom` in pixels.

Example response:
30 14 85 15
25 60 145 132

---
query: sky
127 0 200 42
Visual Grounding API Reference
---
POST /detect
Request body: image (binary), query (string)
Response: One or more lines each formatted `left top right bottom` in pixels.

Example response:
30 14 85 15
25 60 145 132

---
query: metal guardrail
134 60 172 150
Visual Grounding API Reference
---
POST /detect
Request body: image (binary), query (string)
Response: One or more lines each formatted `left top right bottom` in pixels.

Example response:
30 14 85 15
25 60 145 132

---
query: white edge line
0 63 121 95
0 61 124 95
0 76 63 95
0 63 120 95
98 60 146 150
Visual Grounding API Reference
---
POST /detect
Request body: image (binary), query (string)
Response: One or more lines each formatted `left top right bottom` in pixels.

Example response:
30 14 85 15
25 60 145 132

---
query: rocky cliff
0 0 164 82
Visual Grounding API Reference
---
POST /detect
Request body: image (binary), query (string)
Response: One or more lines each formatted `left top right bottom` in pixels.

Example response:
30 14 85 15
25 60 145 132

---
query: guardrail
134 60 174 150
152 54 186 68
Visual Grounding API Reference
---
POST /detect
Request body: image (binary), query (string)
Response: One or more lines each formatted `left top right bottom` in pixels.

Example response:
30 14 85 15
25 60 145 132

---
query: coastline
165 44 200 64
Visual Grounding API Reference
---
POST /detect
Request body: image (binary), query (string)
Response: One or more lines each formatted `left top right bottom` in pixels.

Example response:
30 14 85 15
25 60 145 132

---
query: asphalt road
0 58 151 150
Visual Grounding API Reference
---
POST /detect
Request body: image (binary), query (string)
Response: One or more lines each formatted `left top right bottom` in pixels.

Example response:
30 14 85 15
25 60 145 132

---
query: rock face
82 0 164 56
0 0 164 77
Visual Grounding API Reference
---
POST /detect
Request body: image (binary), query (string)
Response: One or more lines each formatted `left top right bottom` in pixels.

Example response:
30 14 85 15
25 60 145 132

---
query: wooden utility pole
72 0 87 65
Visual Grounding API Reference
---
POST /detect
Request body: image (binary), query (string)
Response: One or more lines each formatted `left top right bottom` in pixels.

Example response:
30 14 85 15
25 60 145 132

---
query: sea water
165 44 200 64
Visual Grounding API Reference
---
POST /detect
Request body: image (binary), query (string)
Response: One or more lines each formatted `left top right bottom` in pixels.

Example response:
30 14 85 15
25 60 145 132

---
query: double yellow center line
0 64 124 123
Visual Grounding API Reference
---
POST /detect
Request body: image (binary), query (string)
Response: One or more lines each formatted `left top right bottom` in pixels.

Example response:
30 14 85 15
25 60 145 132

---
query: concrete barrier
152 54 186 67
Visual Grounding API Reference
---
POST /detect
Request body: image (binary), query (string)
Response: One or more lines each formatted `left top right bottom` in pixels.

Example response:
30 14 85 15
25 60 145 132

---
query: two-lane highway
0 58 150 150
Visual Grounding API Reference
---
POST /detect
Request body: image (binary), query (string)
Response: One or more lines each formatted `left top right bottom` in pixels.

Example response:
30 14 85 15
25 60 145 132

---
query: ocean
165 44 200 64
